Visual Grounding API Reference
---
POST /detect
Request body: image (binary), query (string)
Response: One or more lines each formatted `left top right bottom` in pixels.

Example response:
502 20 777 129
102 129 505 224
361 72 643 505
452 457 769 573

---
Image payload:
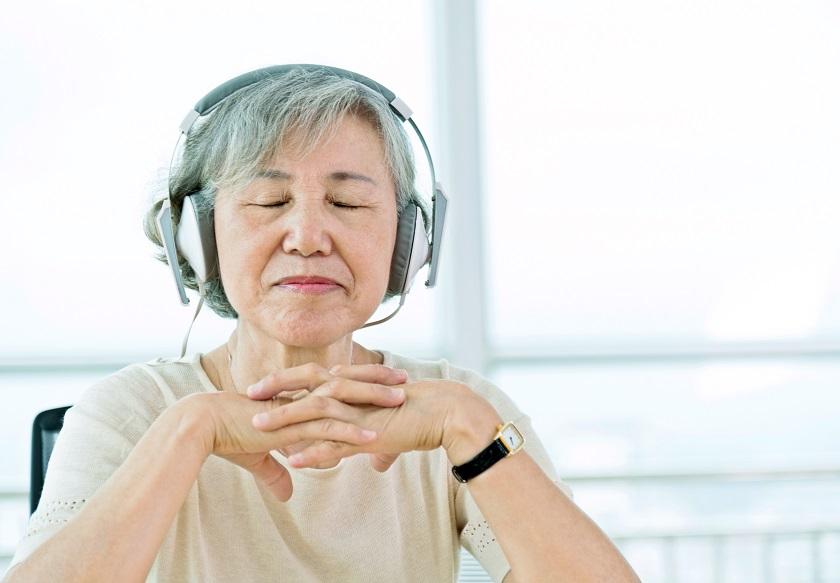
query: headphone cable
361 293 406 329
179 281 206 358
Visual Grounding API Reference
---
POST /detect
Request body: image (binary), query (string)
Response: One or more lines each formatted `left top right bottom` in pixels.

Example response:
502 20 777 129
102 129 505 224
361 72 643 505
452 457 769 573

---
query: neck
223 321 380 394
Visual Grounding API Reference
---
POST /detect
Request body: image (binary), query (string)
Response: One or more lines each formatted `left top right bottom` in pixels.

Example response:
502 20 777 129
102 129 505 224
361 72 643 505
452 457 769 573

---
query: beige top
10 350 571 582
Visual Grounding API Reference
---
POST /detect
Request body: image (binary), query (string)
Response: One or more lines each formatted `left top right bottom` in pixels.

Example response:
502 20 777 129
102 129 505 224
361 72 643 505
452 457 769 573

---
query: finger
267 416 380 449
312 377 406 408
247 453 294 502
253 394 357 431
329 363 409 385
306 458 341 470
247 362 331 400
368 452 401 473
277 440 313 458
288 440 363 468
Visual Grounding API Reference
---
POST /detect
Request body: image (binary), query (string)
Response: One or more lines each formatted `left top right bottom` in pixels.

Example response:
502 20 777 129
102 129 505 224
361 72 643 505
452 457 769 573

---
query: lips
274 275 343 295
277 276 340 286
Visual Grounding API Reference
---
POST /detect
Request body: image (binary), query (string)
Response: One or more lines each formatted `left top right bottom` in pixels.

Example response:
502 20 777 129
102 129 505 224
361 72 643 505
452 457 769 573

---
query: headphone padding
387 203 430 297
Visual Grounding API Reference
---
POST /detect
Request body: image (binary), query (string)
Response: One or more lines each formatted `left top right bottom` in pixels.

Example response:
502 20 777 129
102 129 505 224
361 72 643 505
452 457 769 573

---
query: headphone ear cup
387 202 430 297
156 198 189 304
175 193 217 283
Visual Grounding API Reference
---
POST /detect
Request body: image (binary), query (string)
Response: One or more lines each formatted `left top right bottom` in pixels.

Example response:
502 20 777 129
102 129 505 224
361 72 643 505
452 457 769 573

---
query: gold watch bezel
495 421 526 455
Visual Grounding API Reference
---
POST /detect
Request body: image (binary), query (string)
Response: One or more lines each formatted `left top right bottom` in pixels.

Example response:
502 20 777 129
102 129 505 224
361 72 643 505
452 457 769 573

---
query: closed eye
253 199 361 210
331 201 361 210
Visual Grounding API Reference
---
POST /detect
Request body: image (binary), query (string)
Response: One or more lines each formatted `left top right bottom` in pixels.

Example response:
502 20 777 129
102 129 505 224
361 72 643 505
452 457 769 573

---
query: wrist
443 389 504 466
165 394 216 460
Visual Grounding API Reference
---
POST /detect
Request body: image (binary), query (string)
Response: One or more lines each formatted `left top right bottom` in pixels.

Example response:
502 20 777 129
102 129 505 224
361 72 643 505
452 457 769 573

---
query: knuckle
290 425 308 443
320 379 339 396
320 418 336 434
305 362 325 377
312 395 330 411
380 384 402 401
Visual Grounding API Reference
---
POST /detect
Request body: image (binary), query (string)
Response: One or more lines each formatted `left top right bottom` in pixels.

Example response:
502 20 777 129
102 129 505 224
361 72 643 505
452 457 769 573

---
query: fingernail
329 365 341 374
389 388 405 399
253 413 269 426
361 430 378 439
247 383 261 397
288 453 304 465
394 369 408 379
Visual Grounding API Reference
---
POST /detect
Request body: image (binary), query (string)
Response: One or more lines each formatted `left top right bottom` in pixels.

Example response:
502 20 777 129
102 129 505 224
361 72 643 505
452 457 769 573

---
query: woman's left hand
325 365 405 472
247 364 483 470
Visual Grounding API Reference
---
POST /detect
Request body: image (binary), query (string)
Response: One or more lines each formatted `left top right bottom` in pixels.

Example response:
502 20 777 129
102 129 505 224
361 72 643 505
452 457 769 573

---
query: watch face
500 424 525 453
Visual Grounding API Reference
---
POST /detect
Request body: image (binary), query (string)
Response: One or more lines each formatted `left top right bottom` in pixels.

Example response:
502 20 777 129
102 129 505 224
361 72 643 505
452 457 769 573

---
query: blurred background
2 0 840 581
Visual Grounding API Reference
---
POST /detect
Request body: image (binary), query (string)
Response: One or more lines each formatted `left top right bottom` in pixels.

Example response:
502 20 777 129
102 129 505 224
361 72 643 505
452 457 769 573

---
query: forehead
265 114 389 176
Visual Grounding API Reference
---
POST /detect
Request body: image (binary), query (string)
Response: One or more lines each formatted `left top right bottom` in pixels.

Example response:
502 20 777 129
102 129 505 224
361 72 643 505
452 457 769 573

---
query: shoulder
69 354 208 431
72 363 162 422
382 350 524 422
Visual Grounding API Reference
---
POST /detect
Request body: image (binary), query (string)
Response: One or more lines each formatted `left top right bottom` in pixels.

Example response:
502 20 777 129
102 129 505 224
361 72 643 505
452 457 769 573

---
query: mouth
275 276 343 295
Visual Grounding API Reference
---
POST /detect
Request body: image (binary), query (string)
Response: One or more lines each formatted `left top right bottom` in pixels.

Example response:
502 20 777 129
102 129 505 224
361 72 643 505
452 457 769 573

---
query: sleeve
445 362 573 583
7 365 166 570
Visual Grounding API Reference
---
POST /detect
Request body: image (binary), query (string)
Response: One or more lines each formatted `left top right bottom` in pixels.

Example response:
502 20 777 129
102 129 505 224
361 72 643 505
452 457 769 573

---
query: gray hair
143 68 431 319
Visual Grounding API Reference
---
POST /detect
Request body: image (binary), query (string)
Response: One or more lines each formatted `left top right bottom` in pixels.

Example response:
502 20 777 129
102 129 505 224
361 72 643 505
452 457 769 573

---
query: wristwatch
451 421 526 483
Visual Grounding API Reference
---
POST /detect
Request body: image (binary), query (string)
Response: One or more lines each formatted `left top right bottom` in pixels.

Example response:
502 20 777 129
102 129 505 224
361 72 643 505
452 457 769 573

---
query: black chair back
30 406 72 515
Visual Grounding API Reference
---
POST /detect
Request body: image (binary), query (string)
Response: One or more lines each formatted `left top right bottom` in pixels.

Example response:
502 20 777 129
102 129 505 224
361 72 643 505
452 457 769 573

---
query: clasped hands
187 363 483 502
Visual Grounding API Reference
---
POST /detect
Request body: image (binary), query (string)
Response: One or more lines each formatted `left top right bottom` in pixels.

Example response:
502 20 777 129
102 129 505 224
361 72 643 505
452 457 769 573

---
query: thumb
368 452 400 473
242 452 295 502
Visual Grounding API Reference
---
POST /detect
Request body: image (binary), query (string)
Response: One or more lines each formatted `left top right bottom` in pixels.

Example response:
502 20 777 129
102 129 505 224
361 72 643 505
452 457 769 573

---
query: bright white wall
480 0 840 349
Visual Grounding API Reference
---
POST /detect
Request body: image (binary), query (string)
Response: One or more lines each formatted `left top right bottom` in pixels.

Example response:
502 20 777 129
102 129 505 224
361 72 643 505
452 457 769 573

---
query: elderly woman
5 66 638 582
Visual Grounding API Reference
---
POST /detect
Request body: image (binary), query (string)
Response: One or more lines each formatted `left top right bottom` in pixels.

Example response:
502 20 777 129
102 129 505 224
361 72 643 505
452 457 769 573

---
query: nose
280 197 334 257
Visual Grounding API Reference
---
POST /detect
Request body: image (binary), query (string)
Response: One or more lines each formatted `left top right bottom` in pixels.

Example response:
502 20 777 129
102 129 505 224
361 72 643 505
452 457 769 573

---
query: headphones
155 65 448 329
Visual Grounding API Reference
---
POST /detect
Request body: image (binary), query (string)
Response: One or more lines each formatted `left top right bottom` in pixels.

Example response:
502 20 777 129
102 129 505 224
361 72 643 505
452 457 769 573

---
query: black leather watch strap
451 438 510 483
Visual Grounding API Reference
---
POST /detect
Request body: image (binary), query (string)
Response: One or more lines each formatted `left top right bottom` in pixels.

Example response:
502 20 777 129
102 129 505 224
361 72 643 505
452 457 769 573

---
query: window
0 0 438 362
478 1 840 579
479 0 840 349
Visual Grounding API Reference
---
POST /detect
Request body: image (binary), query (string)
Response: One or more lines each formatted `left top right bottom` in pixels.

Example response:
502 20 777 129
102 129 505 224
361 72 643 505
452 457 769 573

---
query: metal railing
611 525 840 583
562 467 840 582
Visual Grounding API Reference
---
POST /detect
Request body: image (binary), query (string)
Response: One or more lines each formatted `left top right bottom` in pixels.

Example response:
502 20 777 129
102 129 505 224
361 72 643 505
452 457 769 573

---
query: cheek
359 224 397 283
368 250 393 292
216 219 270 298
333 235 391 306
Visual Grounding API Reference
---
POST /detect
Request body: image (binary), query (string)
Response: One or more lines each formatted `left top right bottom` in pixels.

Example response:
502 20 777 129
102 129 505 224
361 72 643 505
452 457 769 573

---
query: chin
268 308 363 347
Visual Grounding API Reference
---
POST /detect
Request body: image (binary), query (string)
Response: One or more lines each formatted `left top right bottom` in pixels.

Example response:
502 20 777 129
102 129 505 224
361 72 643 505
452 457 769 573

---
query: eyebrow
256 169 377 185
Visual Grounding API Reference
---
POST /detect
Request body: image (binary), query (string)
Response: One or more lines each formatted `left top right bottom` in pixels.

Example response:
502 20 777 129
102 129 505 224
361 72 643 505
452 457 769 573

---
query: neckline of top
186 350 395 394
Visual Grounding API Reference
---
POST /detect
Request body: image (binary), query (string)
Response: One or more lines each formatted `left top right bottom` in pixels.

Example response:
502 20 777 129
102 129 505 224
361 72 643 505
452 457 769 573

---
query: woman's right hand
180 363 407 502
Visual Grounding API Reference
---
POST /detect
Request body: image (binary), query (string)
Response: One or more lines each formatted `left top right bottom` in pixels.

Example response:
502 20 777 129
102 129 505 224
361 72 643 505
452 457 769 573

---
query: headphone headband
179 64 414 135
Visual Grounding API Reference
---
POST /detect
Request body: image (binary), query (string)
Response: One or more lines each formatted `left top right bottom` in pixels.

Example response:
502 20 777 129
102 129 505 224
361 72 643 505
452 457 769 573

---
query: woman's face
214 114 398 347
